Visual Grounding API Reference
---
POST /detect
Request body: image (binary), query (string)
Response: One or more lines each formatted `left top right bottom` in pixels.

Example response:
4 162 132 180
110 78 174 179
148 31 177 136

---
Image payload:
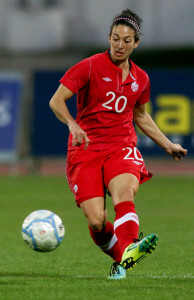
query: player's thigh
104 146 145 185
66 150 105 207
80 197 107 230
103 146 144 205
108 173 139 206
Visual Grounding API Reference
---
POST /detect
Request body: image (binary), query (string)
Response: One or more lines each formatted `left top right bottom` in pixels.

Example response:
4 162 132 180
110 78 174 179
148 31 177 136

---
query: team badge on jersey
131 81 139 92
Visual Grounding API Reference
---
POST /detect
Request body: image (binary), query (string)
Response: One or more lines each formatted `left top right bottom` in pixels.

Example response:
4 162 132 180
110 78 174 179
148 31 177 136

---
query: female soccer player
49 9 187 279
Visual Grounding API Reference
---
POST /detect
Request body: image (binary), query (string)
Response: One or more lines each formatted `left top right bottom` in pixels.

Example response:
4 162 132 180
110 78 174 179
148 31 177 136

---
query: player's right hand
68 121 90 150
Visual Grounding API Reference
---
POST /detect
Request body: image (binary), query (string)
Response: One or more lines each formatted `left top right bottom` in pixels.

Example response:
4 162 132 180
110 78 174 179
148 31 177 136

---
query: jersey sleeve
59 58 91 94
136 75 150 105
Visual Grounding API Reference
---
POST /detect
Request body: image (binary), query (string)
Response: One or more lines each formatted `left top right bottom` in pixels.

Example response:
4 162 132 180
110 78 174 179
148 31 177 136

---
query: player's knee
114 187 136 204
90 223 103 231
88 214 106 231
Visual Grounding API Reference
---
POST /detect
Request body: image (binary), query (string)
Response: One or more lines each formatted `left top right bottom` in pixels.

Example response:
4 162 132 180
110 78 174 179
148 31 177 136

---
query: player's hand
68 121 90 150
165 143 187 162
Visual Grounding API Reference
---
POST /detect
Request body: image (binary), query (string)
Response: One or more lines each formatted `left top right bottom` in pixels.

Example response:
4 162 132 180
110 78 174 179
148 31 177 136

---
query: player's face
109 25 140 64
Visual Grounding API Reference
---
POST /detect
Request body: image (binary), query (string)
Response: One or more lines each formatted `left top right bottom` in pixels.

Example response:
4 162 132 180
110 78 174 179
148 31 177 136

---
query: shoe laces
110 262 120 275
133 232 143 243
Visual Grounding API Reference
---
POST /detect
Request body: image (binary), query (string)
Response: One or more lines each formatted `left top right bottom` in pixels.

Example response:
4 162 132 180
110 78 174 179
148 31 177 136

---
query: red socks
114 201 139 253
89 221 122 262
89 201 139 262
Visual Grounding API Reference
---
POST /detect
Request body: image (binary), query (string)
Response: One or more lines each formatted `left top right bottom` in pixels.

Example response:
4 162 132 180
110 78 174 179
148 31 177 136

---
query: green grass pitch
0 175 193 300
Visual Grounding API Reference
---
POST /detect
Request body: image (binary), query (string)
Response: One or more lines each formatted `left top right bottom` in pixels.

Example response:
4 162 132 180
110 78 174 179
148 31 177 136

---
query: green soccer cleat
121 233 159 270
108 261 126 279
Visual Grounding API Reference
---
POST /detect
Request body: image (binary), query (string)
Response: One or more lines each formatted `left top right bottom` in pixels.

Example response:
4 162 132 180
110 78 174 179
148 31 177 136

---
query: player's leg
66 149 122 262
109 173 158 271
104 147 158 273
80 197 107 231
80 197 122 262
106 173 139 279
109 173 140 253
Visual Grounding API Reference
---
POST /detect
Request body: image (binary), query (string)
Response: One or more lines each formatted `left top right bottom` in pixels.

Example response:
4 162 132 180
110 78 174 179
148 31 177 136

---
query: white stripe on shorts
97 234 118 251
114 212 139 230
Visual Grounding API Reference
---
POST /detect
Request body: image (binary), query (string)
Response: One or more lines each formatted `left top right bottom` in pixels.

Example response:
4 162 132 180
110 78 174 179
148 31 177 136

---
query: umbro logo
132 161 143 165
73 184 78 193
102 77 112 82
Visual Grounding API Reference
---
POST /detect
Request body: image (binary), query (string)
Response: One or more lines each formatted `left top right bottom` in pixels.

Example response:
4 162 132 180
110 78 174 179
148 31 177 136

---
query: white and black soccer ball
22 210 65 252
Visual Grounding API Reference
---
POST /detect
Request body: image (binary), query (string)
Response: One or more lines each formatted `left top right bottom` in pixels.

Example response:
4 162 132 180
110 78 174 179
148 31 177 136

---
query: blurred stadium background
0 0 193 175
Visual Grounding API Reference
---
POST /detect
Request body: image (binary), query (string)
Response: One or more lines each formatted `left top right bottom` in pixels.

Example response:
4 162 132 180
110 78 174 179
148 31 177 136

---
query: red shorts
66 146 152 207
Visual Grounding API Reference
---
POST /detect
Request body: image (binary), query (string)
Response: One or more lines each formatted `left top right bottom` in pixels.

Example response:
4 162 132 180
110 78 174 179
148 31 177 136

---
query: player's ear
109 33 111 44
133 39 140 49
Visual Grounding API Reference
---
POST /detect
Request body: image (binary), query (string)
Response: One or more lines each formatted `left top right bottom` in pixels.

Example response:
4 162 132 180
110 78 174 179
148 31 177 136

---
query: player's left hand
166 144 187 162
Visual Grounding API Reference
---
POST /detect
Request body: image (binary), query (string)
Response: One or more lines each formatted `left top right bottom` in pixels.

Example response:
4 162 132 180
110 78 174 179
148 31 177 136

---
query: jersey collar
105 50 137 85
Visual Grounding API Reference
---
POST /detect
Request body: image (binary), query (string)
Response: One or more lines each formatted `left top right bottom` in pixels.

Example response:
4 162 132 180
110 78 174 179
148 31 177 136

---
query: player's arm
49 84 90 149
133 103 187 161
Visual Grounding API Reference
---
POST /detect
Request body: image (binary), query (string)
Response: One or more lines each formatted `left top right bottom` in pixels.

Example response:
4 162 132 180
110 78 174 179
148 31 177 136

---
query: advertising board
0 73 23 162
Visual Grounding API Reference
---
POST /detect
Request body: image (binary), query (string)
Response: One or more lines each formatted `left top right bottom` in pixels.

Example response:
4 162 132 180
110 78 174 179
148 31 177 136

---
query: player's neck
118 60 130 70
112 57 130 70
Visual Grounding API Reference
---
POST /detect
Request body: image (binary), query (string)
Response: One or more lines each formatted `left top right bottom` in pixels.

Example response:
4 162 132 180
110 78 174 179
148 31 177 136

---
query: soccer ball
22 210 65 252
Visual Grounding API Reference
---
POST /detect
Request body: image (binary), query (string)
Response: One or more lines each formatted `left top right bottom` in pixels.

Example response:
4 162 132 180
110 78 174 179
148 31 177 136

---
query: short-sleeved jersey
60 50 150 150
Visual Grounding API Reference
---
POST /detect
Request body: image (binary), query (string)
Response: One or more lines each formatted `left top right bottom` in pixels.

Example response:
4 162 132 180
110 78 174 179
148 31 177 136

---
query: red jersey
60 50 150 150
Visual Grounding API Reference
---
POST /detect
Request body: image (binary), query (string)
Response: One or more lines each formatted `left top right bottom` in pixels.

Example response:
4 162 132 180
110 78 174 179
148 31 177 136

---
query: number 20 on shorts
122 147 143 161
